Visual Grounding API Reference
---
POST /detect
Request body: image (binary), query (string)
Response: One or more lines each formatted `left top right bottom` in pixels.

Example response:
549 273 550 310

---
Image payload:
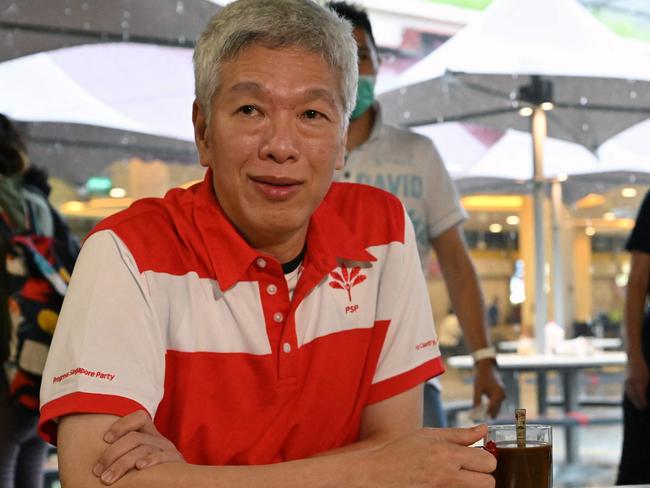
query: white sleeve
367 205 443 403
40 230 166 424
421 139 467 239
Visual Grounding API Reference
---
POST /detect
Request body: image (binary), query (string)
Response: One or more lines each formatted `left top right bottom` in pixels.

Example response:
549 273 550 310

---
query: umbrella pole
531 107 548 353
551 180 565 331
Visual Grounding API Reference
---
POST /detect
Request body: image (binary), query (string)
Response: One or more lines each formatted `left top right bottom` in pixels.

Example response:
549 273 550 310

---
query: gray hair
193 0 358 122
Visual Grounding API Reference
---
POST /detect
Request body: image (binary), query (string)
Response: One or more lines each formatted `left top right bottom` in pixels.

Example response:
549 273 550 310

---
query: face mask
350 75 376 120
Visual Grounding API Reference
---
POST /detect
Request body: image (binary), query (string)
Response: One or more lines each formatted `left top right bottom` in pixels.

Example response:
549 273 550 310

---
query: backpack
1 185 78 411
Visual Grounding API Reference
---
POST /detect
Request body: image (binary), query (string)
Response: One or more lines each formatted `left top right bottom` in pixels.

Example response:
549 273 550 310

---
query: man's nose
259 113 299 164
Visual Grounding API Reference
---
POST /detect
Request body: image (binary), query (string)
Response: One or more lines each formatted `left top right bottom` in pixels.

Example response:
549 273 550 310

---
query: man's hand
474 360 506 419
93 410 185 485
625 356 649 411
367 424 496 487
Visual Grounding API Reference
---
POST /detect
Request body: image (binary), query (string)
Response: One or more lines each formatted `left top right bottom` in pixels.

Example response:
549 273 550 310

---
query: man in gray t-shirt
329 1 505 427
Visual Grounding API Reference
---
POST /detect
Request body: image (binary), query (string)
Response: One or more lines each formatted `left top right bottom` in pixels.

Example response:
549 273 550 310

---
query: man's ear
192 100 211 168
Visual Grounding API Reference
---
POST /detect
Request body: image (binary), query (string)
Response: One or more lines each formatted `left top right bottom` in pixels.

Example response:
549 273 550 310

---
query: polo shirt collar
192 170 375 291
305 198 376 275
193 170 257 291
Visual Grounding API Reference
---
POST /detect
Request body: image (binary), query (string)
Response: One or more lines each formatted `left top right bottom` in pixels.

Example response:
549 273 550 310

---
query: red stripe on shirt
39 393 149 445
367 356 445 405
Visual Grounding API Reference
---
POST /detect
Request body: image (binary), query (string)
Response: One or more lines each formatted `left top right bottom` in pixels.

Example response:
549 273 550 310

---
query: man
617 190 650 484
38 1 495 486
327 1 505 427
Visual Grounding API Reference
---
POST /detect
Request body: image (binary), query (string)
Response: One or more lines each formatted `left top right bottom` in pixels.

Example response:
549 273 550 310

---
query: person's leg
616 395 650 484
14 427 48 488
0 414 20 488
423 382 447 428
0 387 22 488
617 316 650 485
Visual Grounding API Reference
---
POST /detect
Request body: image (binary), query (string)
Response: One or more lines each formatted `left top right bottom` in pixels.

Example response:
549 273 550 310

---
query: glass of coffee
484 424 552 488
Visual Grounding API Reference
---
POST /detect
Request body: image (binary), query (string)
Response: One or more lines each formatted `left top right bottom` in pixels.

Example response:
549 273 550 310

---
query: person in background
38 1 496 487
0 113 50 488
617 189 650 485
0 114 79 488
437 307 465 357
327 1 505 427
487 297 499 328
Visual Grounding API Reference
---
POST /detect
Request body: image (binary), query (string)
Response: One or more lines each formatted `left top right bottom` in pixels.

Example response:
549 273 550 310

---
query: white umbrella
598 119 650 168
0 42 196 142
379 0 650 359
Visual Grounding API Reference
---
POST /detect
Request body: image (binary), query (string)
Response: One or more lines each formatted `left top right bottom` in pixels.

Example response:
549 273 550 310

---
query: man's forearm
59 415 375 488
625 253 650 362
439 255 489 352
72 451 372 488
625 290 645 361
59 387 424 488
431 228 490 354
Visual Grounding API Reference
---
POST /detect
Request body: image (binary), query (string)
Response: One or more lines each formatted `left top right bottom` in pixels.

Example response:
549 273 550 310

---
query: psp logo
329 264 366 314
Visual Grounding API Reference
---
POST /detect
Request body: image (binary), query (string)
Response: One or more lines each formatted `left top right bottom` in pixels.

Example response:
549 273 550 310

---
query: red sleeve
39 392 148 445
366 356 444 405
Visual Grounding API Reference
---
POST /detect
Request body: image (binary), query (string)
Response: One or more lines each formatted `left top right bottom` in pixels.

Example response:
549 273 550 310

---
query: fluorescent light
505 215 520 225
621 187 637 198
461 195 524 211
61 201 85 213
109 187 127 198
489 223 503 233
518 107 533 117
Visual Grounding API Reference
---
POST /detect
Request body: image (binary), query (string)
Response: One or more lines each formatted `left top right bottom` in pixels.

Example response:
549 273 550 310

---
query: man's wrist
471 346 497 365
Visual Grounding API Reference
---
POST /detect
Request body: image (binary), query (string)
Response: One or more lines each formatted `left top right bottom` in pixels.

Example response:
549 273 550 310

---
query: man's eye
302 110 323 120
237 105 257 115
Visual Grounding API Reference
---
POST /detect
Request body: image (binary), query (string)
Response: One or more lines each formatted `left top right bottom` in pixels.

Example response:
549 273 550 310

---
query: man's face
353 27 379 77
193 44 347 252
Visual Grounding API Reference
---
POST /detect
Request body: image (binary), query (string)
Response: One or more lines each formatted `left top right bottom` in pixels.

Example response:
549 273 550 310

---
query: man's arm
624 251 650 410
431 225 505 417
59 385 496 488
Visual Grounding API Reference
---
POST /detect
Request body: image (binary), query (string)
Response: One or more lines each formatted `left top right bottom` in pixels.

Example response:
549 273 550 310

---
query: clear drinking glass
484 424 552 488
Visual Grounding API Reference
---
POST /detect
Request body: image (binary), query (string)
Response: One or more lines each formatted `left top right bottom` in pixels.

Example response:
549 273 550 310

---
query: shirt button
256 258 267 268
283 342 291 353
273 312 284 323
266 284 277 295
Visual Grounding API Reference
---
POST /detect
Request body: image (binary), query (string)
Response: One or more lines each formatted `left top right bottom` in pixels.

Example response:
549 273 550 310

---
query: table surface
447 351 627 371
498 337 622 352
447 351 627 468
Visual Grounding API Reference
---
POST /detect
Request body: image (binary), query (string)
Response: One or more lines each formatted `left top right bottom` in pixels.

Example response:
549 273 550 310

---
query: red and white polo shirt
39 169 443 465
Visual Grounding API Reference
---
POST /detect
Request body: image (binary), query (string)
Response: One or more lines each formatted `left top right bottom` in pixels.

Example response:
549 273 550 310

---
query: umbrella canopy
379 0 650 151
415 123 650 197
598 118 650 167
377 0 650 354
0 42 196 141
0 0 220 62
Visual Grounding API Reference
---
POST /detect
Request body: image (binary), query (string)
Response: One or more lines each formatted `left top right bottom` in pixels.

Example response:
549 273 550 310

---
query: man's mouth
249 175 302 200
